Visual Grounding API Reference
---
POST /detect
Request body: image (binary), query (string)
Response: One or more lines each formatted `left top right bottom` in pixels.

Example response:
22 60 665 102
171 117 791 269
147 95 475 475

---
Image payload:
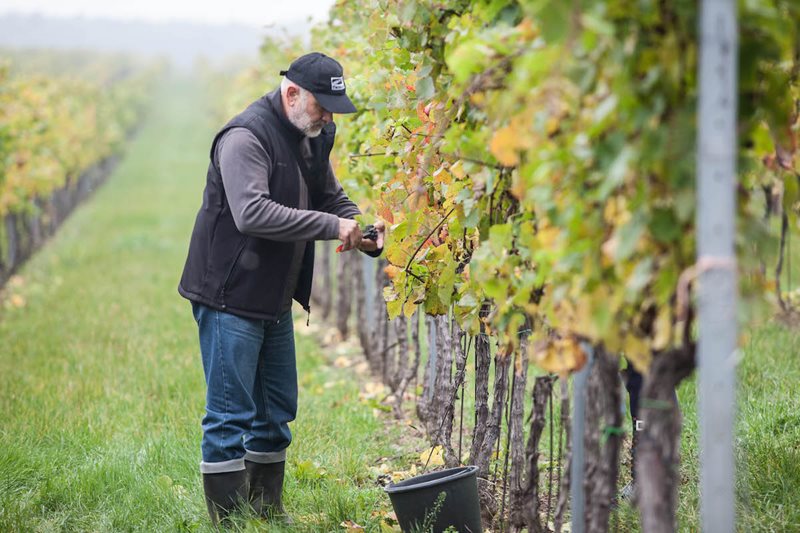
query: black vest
178 89 335 320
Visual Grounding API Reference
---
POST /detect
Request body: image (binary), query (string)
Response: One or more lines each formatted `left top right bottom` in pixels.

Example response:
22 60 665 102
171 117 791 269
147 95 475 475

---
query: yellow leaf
623 334 651 373
652 307 672 351
384 264 401 279
380 520 401 533
433 168 452 185
601 234 618 264
603 196 631 225
510 172 526 201
386 246 406 267
536 226 560 249
403 298 418 319
451 160 466 179
530 338 588 376
10 294 25 308
545 116 560 135
341 520 365 532
489 126 521 167
360 381 387 400
419 446 444 466
469 92 486 106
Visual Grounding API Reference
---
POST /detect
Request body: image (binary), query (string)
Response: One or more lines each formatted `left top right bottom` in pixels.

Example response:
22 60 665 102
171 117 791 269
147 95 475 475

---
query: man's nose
322 110 333 123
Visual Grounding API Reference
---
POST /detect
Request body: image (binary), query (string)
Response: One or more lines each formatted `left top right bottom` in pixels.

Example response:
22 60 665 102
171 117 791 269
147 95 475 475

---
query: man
178 52 385 526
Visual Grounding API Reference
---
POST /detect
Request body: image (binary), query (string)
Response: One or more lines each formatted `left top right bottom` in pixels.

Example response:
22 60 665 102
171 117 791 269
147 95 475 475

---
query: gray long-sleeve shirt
217 127 342 241
216 127 352 312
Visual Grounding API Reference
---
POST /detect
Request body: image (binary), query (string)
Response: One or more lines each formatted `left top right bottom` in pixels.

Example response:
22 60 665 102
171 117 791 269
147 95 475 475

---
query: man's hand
337 218 362 252
358 220 385 253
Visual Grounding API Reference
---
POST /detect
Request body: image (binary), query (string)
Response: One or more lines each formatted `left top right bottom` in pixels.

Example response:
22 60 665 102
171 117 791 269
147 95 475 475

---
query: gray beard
287 93 324 138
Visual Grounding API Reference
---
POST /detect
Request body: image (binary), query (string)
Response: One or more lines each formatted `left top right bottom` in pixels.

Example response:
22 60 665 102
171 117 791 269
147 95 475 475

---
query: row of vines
0 50 161 287
224 0 799 530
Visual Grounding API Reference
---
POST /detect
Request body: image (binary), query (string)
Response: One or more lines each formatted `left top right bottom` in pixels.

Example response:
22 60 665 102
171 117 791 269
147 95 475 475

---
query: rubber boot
203 469 248 528
245 460 293 524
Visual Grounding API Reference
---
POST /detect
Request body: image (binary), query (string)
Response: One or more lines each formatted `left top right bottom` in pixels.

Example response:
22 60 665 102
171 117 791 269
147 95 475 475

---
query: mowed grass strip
611 321 800 531
0 78 413 532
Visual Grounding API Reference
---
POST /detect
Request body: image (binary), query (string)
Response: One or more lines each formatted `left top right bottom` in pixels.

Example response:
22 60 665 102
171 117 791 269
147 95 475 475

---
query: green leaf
446 40 490 84
415 76 435 100
598 146 634 200
649 208 681 244
614 216 645 262
536 2 570 44
488 223 513 255
437 256 457 307
625 258 653 294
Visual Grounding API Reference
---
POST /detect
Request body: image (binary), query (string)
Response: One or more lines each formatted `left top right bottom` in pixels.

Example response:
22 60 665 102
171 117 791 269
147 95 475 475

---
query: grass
605 321 800 532
0 77 420 532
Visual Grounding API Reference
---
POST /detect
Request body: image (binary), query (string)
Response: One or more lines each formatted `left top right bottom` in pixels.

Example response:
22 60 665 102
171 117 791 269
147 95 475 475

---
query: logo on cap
331 76 345 91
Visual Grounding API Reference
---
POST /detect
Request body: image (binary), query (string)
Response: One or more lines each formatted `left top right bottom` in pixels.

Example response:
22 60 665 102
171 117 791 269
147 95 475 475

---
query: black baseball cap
279 52 357 114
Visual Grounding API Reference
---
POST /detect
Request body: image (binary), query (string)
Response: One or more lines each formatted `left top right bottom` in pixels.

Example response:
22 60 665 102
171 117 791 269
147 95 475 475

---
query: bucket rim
384 465 479 494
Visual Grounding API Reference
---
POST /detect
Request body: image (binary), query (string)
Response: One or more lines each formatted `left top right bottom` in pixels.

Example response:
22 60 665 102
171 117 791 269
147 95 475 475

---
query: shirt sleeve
217 127 340 241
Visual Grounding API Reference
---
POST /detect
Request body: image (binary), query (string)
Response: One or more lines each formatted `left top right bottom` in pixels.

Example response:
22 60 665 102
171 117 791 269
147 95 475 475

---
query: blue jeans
191 302 297 474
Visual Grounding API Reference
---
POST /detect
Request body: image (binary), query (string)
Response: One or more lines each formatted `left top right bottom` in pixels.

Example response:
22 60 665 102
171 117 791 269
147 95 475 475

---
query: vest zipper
304 305 311 327
220 238 248 307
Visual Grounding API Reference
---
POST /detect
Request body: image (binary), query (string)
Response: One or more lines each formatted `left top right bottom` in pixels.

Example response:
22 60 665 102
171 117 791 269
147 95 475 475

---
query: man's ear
285 85 300 106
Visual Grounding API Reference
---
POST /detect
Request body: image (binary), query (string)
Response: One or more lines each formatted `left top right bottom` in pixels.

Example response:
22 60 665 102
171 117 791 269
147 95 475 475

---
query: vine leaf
489 125 521 167
530 338 588 376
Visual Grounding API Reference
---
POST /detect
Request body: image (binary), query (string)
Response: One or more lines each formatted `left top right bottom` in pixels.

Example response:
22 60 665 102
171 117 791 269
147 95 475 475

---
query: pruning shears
336 224 379 253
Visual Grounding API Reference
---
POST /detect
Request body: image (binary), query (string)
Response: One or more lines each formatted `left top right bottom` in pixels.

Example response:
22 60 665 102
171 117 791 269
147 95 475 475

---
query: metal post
697 1 738 532
570 343 594 533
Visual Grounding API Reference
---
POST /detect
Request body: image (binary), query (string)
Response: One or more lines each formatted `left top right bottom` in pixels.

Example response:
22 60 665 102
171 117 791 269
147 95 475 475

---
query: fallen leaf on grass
335 344 354 356
341 520 365 531
296 512 326 525
380 520 402 532
371 462 419 485
333 356 351 368
322 328 343 346
391 463 417 482
419 446 444 467
359 381 387 400
372 510 401 532
371 509 398 521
